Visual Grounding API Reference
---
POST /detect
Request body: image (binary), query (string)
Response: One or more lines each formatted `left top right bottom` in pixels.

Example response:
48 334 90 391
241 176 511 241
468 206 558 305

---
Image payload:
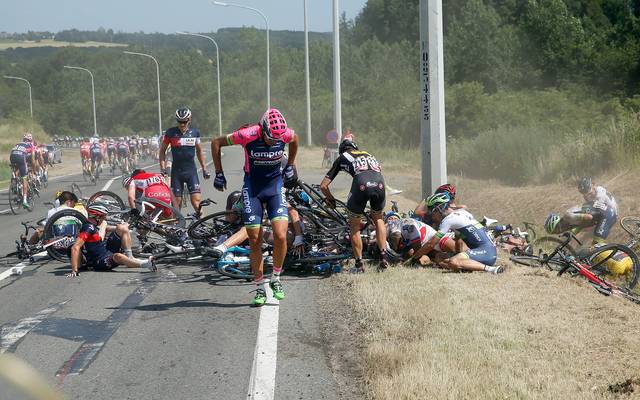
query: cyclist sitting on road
319 138 389 273
159 107 210 212
412 193 503 274
67 203 157 277
9 133 37 209
211 108 299 306
123 169 174 218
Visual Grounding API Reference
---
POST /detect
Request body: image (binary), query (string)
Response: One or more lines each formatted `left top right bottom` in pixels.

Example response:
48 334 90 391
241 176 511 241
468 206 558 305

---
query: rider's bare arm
287 133 299 165
319 177 335 203
195 142 207 171
70 237 85 274
211 136 230 173
411 235 439 261
127 184 136 209
158 141 169 172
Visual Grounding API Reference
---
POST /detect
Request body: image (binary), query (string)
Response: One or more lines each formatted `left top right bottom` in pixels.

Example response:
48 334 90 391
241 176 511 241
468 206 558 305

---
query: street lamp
213 1 270 109
3 76 33 118
176 31 224 137
303 0 312 146
63 66 97 136
124 51 162 136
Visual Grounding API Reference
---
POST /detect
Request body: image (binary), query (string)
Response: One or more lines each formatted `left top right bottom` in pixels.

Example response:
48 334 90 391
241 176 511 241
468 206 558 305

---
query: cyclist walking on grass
319 138 389 273
211 108 299 306
159 107 210 212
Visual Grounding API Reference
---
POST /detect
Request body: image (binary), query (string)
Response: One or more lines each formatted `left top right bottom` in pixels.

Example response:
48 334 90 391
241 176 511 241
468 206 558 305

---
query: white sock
215 243 228 253
124 248 133 258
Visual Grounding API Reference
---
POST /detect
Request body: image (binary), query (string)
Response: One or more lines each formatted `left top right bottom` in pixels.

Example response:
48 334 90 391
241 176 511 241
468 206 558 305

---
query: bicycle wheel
42 209 88 262
620 216 640 238
509 255 566 271
585 243 639 291
88 191 125 212
532 236 576 256
217 261 254 281
284 252 351 267
187 211 242 240
8 178 21 215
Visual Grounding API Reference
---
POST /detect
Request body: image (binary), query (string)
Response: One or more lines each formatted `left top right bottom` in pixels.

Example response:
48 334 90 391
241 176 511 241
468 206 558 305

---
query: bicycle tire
42 209 88 262
217 262 254 281
584 243 639 291
620 216 640 239
284 252 350 267
8 180 19 215
532 236 576 257
187 211 242 240
88 191 125 212
509 255 566 271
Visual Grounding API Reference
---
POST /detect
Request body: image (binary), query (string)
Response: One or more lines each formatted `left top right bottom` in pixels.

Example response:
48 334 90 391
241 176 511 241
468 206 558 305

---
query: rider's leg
348 215 364 269
247 226 266 299
270 219 289 281
189 192 201 213
115 224 134 258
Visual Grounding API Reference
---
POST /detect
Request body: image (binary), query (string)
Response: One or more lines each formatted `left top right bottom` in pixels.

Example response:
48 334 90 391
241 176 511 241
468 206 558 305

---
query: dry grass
332 260 640 399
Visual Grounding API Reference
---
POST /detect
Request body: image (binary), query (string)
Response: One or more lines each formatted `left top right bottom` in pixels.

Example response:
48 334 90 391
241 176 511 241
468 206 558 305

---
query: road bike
511 232 640 302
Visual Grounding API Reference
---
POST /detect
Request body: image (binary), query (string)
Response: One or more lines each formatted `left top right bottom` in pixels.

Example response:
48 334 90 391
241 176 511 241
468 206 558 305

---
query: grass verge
328 261 640 399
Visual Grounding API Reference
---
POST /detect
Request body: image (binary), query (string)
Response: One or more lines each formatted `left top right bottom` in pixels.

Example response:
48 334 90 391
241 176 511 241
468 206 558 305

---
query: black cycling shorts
346 171 386 216
10 153 28 177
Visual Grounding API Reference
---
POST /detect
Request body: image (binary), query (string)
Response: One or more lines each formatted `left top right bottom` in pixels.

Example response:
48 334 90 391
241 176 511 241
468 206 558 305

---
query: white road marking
0 300 69 353
0 252 48 283
247 282 280 400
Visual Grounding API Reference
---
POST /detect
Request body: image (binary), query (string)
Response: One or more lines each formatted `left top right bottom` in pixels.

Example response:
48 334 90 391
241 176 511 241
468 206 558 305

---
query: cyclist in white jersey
577 176 618 243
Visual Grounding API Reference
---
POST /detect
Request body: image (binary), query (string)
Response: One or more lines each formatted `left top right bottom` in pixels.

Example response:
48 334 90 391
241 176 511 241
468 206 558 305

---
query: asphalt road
0 146 350 400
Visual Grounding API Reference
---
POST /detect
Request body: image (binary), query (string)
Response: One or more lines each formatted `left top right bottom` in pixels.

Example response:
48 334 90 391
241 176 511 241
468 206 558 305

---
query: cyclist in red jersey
123 169 174 217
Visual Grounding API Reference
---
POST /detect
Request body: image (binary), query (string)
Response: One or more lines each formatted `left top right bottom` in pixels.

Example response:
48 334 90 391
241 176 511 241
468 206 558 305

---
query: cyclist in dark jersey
9 133 36 208
159 107 210 211
211 108 299 306
320 138 389 272
67 203 157 277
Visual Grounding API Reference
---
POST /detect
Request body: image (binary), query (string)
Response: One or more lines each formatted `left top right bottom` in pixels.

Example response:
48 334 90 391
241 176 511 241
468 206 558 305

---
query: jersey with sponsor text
163 127 201 169
325 149 382 181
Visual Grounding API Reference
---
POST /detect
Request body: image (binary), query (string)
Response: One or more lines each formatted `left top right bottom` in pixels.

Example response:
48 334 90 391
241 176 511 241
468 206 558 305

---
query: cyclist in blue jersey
67 204 157 277
411 193 504 274
211 108 299 306
159 107 210 211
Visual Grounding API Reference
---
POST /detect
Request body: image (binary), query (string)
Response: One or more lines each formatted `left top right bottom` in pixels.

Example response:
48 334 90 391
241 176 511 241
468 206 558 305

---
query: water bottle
312 262 331 274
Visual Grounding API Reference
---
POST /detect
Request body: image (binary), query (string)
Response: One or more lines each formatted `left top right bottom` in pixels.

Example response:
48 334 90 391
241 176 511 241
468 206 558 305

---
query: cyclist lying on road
66 203 157 277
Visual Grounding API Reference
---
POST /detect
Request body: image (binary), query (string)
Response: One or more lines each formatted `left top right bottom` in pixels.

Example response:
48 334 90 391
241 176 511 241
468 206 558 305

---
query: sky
4 0 368 34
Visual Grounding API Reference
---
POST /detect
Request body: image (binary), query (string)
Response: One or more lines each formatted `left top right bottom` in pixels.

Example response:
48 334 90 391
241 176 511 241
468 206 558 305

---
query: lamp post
333 0 342 142
303 0 312 146
63 66 97 136
3 76 33 118
177 31 224 137
213 1 270 109
124 51 163 135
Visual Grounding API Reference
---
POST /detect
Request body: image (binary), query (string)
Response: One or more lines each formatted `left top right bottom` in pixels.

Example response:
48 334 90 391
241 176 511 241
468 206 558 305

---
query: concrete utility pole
124 51 162 136
333 0 342 141
419 0 447 197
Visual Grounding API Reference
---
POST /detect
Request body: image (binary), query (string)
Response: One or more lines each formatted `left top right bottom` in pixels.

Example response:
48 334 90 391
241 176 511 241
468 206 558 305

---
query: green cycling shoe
269 280 285 301
252 288 267 307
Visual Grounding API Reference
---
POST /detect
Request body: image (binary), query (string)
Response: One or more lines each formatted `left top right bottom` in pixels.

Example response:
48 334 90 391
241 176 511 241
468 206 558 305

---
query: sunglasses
177 120 189 124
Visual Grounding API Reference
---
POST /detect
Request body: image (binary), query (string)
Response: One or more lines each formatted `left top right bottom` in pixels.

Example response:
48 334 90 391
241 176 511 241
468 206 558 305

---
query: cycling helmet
435 183 456 201
338 138 358 154
87 203 109 218
384 211 401 222
545 213 561 234
175 107 192 122
23 133 33 142
425 192 451 208
578 176 592 194
225 190 243 211
260 108 288 141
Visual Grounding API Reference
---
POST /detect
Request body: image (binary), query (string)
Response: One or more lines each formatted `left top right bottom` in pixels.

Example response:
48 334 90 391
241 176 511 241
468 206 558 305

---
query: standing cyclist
319 138 389 272
159 107 210 211
211 108 299 306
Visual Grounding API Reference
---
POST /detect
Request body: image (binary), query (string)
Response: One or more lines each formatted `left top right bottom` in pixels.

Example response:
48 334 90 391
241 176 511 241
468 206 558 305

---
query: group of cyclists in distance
78 134 161 180
9 105 624 307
